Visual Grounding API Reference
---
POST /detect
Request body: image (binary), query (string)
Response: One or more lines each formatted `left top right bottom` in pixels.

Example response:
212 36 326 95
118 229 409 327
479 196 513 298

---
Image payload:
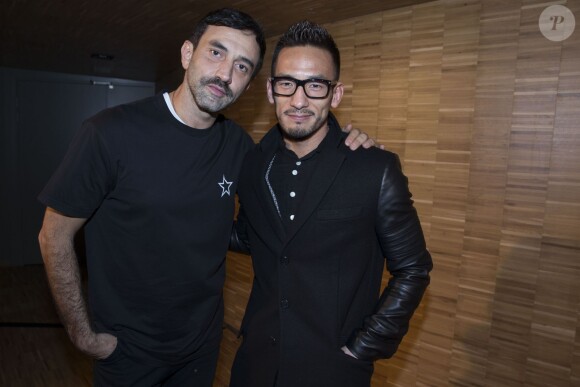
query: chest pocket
316 206 362 221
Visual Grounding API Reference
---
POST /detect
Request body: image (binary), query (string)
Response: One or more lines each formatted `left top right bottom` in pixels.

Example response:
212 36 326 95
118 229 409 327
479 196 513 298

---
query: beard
190 76 235 113
280 109 326 141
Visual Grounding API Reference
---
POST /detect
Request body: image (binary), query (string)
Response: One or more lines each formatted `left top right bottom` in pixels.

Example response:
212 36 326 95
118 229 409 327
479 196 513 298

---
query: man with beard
37 9 373 387
229 21 433 387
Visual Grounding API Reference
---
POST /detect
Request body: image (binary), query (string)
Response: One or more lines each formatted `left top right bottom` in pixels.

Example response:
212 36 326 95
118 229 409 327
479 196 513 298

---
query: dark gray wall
0 68 154 265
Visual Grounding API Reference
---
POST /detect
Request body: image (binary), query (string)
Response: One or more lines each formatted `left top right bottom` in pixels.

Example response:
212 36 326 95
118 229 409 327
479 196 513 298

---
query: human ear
331 82 344 109
266 79 275 104
180 41 193 69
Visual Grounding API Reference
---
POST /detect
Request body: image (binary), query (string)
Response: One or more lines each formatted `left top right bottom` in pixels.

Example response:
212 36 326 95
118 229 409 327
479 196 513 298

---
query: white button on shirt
267 145 318 227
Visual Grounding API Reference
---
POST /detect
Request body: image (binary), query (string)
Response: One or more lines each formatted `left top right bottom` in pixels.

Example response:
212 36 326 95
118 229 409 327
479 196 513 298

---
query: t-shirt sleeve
38 120 116 218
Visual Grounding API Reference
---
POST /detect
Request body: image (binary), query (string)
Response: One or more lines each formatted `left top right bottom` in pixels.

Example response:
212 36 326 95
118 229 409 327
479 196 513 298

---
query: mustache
201 77 233 98
284 109 314 116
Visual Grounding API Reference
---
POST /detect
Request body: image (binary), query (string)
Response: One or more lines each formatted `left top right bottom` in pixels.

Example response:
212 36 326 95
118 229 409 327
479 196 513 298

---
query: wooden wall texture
222 0 580 386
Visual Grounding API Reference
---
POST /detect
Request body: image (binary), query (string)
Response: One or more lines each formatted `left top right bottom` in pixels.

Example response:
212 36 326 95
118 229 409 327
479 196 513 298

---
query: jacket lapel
250 128 286 244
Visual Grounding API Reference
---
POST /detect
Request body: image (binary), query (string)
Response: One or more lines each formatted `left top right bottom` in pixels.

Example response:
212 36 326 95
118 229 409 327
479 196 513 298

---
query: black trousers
93 346 219 387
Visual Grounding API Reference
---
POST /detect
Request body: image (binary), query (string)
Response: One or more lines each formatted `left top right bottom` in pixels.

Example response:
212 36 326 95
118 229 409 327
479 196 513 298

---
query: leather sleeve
229 205 251 254
346 154 433 361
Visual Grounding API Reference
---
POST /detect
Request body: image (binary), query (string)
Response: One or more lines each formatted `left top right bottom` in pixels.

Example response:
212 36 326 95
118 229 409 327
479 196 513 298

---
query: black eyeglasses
270 76 336 99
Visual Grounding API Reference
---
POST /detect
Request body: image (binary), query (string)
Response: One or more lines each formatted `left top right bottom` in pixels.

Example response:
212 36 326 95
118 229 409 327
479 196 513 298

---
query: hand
75 331 118 360
341 345 358 359
342 124 384 150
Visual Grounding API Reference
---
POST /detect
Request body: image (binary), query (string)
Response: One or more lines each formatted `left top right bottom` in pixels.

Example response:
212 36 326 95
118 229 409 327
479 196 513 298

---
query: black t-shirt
39 94 254 365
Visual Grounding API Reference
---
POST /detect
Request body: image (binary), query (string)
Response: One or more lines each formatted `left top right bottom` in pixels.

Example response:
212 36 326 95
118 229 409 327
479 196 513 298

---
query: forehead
274 46 335 78
198 25 260 61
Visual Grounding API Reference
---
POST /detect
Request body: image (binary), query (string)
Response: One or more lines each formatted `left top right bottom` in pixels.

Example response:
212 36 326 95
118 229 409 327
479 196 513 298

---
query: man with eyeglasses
228 20 433 387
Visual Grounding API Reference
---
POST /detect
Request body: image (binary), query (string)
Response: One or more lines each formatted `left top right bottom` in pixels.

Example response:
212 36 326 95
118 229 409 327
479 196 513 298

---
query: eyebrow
275 73 330 80
209 39 256 71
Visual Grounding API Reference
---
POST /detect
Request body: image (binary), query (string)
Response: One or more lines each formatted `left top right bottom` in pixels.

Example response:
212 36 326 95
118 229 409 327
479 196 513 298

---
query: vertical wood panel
351 14 383 132
464 1 521 387
537 0 580 385
378 9 412 164
437 1 482 385
327 19 356 125
406 3 447 386
489 1 561 385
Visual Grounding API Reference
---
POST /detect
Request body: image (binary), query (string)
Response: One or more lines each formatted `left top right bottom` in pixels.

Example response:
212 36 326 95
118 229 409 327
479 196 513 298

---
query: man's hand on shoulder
342 123 385 151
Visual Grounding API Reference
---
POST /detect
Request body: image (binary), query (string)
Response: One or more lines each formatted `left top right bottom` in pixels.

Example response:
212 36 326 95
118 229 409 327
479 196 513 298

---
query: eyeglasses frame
269 76 337 99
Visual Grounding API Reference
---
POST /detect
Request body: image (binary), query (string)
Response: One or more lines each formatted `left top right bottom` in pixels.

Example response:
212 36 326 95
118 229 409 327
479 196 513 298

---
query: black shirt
266 126 339 230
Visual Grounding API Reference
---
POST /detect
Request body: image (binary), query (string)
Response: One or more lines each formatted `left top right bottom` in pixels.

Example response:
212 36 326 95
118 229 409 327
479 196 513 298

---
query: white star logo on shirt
218 175 233 197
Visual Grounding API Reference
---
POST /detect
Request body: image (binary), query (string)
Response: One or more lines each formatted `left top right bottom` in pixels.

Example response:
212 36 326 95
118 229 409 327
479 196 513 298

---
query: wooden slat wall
222 0 580 385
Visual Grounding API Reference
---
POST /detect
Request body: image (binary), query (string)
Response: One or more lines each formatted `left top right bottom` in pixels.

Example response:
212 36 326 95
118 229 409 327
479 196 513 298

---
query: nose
290 85 309 109
215 61 233 84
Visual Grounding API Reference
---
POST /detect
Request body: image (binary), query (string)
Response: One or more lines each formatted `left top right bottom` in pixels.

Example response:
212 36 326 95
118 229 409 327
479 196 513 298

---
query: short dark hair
188 8 266 79
271 20 340 80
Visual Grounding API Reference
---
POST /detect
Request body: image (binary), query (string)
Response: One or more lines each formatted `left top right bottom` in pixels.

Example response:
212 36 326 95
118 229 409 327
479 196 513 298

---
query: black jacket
230 115 432 387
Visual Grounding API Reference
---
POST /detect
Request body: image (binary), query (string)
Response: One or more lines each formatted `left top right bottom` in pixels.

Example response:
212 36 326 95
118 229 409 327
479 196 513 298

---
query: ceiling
0 0 431 82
